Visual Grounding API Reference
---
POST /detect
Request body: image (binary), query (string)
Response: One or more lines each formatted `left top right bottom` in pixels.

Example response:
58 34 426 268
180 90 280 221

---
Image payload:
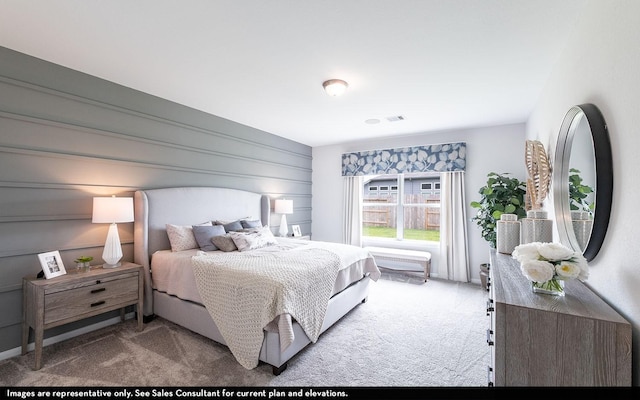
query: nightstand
22 262 144 370
291 235 310 240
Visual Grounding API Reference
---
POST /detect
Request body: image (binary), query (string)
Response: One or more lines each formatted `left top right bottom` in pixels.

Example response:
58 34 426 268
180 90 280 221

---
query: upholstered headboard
133 186 271 315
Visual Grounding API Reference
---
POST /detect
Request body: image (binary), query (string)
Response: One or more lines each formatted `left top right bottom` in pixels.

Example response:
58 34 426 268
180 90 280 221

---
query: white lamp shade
274 199 293 215
92 197 134 223
92 196 133 268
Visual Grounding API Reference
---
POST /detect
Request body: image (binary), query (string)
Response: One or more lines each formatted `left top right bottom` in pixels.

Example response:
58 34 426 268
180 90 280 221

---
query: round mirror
553 103 612 261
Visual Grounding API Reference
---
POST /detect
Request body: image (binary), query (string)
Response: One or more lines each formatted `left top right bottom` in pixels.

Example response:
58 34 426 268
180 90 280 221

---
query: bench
364 246 431 282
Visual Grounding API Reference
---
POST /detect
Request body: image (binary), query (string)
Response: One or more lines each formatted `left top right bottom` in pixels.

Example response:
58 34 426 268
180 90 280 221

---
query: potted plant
470 172 527 248
568 168 594 217
74 256 93 272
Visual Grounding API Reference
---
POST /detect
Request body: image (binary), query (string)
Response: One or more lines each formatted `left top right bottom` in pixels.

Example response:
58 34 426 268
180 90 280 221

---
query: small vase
532 279 565 296
76 261 91 273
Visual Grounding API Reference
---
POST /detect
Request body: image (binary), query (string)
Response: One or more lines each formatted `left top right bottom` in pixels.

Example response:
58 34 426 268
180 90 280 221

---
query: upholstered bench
364 246 431 282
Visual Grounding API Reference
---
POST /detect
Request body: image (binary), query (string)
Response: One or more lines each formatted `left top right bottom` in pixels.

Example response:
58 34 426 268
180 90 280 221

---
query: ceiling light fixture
322 79 348 97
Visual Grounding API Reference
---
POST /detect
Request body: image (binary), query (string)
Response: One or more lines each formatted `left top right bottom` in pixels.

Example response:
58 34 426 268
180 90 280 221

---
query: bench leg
425 260 431 282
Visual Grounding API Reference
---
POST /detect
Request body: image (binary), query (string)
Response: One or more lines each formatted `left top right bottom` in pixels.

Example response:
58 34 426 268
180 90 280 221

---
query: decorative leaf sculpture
524 140 551 210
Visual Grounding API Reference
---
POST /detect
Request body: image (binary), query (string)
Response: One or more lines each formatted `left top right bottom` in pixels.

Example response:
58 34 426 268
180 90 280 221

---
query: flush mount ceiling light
322 79 348 96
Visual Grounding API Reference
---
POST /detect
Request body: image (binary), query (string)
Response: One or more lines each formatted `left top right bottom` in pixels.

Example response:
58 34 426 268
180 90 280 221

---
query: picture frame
37 251 66 279
292 225 302 237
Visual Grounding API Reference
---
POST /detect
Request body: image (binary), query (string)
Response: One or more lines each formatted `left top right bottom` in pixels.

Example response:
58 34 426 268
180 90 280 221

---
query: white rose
520 259 555 283
555 261 581 280
572 255 589 280
537 242 575 262
512 242 542 262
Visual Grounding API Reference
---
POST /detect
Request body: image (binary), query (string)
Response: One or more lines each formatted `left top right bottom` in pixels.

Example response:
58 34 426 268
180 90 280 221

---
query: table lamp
92 195 134 268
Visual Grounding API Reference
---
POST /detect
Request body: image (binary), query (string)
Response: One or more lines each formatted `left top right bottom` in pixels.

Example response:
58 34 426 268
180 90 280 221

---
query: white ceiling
0 0 587 147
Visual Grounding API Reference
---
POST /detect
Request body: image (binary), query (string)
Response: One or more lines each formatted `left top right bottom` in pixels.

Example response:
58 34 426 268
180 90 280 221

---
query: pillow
192 225 226 251
229 226 278 252
241 219 262 229
211 234 238 252
166 221 212 252
214 219 244 232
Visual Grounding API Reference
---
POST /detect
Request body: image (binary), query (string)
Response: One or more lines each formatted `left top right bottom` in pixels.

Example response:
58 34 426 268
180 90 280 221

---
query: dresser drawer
44 275 139 324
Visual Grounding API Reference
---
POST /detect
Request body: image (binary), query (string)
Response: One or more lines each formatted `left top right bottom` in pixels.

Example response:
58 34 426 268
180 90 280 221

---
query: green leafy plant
568 168 594 216
74 256 93 263
470 172 527 248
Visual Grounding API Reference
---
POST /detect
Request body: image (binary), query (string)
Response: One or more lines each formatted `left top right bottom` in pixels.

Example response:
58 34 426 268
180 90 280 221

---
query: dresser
486 250 631 386
22 262 144 370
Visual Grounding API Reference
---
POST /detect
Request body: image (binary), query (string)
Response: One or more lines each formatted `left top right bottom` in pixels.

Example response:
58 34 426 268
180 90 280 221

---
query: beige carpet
0 271 490 387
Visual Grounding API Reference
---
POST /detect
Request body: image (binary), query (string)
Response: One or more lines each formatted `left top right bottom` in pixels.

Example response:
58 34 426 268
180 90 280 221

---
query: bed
133 187 380 374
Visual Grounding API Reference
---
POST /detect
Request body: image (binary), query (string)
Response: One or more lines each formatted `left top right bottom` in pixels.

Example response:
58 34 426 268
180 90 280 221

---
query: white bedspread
150 238 380 368
192 247 344 369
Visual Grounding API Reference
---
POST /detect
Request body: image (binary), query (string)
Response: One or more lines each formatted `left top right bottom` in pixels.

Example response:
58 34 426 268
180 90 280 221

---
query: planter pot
76 261 91 272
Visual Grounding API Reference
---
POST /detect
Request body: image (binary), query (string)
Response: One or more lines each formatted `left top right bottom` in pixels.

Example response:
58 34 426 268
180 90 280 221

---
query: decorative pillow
241 219 262 229
214 219 245 232
211 234 238 252
192 225 226 251
166 222 212 252
229 226 278 252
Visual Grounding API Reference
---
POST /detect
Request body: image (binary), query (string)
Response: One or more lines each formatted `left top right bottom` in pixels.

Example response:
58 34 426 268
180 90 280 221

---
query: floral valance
341 142 466 176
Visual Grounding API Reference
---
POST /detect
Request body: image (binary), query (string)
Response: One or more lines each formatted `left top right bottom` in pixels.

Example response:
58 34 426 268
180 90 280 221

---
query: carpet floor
0 271 490 387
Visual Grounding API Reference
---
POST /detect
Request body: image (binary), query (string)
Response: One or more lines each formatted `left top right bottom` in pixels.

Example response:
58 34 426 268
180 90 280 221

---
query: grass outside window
363 226 440 241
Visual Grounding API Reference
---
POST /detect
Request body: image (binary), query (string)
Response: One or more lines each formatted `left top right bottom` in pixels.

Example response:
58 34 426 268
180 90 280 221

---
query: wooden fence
363 195 440 230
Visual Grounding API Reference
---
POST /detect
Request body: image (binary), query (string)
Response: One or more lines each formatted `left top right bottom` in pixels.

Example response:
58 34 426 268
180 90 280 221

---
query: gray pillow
216 220 244 232
241 219 262 228
211 234 238 252
192 225 226 251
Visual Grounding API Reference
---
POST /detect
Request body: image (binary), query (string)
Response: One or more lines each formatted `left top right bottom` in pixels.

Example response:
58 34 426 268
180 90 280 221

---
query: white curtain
342 176 363 246
439 171 470 282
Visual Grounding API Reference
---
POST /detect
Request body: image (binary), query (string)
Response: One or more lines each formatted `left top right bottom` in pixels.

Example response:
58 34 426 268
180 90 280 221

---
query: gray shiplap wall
0 47 312 353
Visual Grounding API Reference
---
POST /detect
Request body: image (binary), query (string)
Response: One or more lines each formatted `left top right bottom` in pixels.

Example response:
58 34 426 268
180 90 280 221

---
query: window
362 172 441 242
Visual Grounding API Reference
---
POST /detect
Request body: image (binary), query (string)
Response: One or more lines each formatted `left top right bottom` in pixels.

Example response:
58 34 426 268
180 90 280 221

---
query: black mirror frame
553 103 613 261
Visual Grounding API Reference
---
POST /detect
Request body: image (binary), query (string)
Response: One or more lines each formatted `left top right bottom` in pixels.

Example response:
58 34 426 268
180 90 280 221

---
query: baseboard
0 312 137 362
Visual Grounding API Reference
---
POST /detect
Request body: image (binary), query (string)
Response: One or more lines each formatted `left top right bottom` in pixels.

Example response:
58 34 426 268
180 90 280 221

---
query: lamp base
279 214 289 237
101 223 124 269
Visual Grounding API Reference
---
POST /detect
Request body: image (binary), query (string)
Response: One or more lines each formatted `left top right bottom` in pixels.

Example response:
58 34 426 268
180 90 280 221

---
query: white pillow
229 226 278 252
166 221 212 252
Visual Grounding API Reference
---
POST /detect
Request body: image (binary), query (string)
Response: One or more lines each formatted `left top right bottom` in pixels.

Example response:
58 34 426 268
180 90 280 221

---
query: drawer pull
91 288 106 294
91 301 106 307
486 329 494 346
487 366 494 386
486 299 494 315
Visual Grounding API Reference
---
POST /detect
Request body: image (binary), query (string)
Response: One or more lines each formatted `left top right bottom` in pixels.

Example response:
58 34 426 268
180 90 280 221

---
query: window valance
341 142 466 176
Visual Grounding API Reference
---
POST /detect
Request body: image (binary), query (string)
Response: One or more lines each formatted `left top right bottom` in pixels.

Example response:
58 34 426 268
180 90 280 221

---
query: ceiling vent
386 115 405 122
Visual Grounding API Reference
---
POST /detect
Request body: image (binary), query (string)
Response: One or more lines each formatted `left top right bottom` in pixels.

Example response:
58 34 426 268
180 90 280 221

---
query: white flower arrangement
512 242 588 293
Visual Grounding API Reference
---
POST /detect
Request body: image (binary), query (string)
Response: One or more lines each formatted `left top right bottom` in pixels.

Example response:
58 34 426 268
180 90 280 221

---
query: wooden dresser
486 250 631 386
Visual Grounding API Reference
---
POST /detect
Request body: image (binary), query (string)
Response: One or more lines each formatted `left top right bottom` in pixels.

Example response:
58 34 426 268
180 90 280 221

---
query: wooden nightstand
22 262 144 370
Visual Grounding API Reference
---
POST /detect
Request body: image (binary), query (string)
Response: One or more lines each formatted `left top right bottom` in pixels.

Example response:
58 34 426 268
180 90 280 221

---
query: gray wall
0 47 312 354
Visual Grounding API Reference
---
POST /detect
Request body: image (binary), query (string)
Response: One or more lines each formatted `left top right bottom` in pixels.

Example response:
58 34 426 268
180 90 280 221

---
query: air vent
386 115 405 122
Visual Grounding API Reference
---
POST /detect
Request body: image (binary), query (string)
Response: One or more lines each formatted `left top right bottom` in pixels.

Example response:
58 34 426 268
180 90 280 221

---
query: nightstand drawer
45 276 138 324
